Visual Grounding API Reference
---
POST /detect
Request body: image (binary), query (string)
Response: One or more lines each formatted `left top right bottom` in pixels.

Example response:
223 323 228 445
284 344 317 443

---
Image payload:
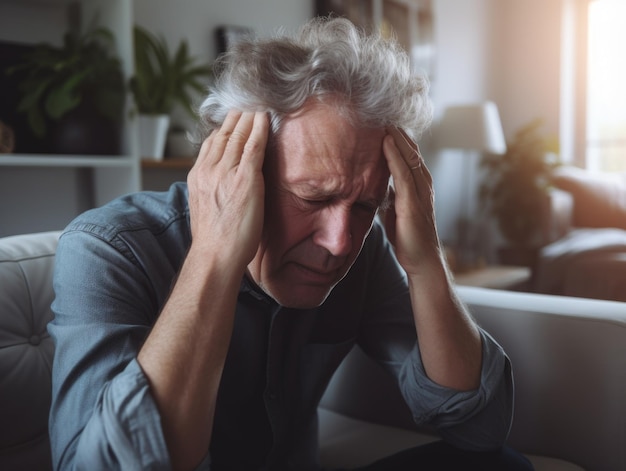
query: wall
2 0 566 242
491 0 563 140
429 0 565 252
133 0 314 129
427 0 499 246
133 0 313 61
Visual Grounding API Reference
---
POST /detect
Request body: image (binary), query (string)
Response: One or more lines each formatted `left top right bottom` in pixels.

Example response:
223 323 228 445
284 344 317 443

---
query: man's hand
381 127 441 275
187 110 269 270
139 110 270 471
381 128 482 392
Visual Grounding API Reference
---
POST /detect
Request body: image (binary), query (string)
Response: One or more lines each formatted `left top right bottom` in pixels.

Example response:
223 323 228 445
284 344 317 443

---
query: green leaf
130 25 212 115
45 87 81 120
8 24 126 138
27 107 47 138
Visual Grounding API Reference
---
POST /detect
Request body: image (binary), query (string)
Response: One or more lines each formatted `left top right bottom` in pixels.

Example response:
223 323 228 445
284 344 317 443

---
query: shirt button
29 335 41 345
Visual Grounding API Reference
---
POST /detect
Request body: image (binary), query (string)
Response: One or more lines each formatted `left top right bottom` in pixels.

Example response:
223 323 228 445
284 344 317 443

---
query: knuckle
225 129 248 146
242 137 262 156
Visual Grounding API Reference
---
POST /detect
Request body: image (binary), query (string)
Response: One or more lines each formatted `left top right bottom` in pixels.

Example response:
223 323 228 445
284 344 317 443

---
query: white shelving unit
0 0 140 236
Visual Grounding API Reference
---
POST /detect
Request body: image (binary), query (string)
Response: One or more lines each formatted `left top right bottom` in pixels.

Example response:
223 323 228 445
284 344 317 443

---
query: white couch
319 287 626 471
1 231 626 471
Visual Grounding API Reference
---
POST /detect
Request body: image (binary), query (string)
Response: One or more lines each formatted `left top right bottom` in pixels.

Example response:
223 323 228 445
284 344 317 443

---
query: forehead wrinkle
289 171 386 208
273 101 388 202
290 176 355 201
280 142 388 204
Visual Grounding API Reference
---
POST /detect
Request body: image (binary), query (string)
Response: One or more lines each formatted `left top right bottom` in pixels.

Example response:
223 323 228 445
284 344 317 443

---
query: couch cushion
0 231 60 471
552 165 626 229
318 408 584 471
318 408 436 468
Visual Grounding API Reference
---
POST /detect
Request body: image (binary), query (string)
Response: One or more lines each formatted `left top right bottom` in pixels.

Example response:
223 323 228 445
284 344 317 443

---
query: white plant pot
138 114 170 161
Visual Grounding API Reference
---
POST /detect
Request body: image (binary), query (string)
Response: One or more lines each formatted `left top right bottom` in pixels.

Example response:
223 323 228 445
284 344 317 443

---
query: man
49 17 531 471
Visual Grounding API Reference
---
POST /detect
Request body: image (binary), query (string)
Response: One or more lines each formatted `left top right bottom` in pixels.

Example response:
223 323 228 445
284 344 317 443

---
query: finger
239 111 270 172
192 131 216 168
221 111 257 167
207 109 245 165
385 128 433 188
387 127 422 170
383 134 415 191
214 109 244 147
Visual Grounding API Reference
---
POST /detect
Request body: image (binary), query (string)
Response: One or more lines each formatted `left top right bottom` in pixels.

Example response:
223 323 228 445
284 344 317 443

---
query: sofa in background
2 231 626 471
531 165 626 302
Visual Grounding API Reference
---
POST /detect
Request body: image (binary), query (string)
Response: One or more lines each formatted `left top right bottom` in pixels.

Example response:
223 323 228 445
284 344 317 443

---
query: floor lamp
435 101 506 270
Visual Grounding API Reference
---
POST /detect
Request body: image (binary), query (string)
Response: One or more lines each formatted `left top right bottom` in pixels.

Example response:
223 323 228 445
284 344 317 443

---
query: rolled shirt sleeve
397 331 513 450
47 199 207 470
48 228 173 469
72 359 170 470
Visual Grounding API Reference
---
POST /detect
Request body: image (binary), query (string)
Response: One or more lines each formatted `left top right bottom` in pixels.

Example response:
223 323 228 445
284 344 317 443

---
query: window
586 0 626 172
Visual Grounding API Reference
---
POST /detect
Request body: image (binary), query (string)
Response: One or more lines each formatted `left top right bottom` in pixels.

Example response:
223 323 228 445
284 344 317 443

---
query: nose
313 205 353 258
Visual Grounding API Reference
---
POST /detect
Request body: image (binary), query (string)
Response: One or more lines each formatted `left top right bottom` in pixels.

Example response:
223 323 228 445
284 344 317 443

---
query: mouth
289 262 341 285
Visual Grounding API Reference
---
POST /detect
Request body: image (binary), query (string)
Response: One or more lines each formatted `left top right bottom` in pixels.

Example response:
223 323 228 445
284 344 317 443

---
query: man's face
246 102 389 308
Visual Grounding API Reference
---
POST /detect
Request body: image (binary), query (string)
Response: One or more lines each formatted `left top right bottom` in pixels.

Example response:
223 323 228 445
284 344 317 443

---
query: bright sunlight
587 0 626 172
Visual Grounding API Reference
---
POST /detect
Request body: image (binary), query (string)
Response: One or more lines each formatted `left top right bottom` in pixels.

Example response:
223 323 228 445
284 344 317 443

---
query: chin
262 283 335 309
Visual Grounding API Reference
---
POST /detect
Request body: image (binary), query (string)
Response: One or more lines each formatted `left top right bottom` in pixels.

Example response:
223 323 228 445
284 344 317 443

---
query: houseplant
130 26 212 159
479 119 560 248
8 27 126 155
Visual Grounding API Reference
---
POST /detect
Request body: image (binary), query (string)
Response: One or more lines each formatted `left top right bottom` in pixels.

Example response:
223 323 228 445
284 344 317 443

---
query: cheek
263 193 313 250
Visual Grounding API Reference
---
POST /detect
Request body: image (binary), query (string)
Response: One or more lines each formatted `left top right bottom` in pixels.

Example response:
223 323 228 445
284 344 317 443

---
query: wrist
183 241 248 295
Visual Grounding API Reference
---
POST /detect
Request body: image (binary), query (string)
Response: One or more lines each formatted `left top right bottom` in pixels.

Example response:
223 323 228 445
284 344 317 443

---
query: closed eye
298 197 330 210
354 200 379 214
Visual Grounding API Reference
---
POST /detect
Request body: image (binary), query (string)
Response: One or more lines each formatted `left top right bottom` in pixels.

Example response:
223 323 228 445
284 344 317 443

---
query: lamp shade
435 101 506 154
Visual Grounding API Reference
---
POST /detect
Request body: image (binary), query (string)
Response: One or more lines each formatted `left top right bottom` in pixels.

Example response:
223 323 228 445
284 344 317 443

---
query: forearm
138 110 269 470
408 254 482 391
137 245 243 471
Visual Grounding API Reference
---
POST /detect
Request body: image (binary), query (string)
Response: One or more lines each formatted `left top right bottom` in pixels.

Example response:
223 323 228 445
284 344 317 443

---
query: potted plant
130 26 212 160
479 119 560 250
8 27 126 155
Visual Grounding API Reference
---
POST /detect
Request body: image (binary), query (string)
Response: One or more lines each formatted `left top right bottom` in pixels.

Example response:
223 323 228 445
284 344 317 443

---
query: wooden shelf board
0 153 135 168
141 157 195 169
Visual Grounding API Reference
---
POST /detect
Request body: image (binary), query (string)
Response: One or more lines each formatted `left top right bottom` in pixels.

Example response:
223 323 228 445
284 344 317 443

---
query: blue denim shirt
48 182 513 470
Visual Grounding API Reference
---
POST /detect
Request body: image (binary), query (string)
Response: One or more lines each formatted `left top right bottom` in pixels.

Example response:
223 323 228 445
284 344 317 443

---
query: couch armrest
0 231 61 471
540 188 574 244
457 286 626 471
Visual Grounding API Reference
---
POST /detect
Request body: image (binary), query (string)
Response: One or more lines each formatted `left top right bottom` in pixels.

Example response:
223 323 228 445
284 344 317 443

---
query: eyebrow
288 181 390 209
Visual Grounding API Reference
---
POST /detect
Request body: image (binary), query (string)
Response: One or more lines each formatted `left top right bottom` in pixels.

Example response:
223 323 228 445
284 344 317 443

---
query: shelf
0 0 141 236
141 158 195 169
0 154 136 168
0 0 68 5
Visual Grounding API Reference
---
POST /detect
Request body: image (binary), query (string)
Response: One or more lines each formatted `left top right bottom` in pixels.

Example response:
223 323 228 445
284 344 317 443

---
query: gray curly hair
196 16 432 140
